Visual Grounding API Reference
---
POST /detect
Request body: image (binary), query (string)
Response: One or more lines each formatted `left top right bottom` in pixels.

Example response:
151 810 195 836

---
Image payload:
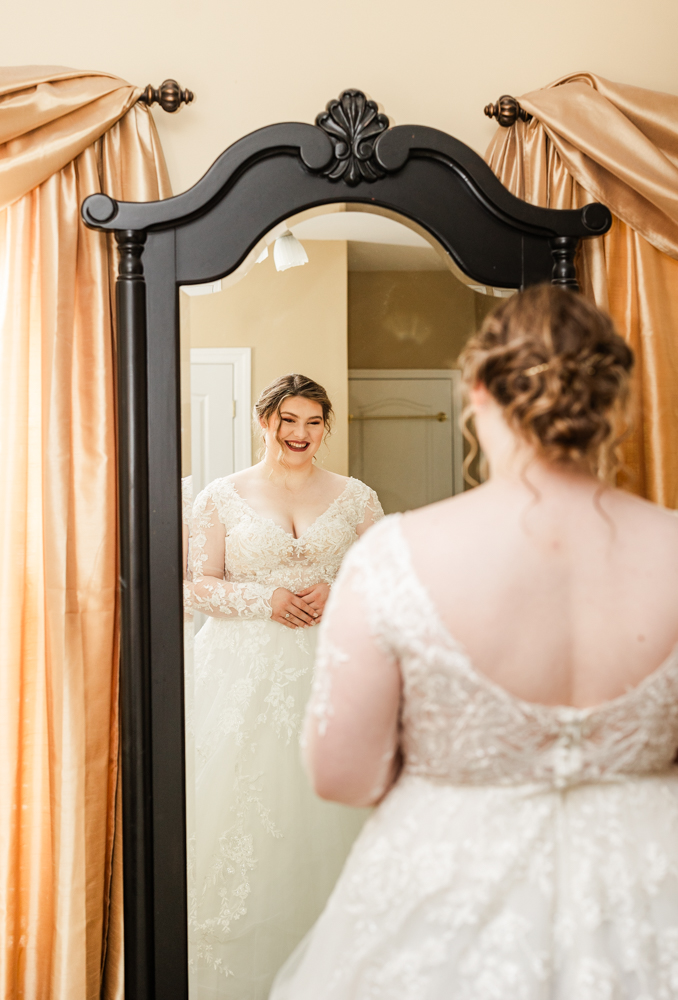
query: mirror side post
115 229 156 999
145 230 189 1000
549 235 580 291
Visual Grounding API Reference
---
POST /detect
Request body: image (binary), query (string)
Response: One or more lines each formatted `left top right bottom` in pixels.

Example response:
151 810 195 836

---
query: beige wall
187 240 349 474
348 271 478 370
3 1 677 196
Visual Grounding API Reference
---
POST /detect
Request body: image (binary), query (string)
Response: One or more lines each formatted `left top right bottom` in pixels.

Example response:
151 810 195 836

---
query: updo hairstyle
254 373 334 459
459 284 634 473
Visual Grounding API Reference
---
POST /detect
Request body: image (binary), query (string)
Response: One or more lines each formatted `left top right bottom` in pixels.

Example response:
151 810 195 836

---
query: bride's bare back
404 473 678 709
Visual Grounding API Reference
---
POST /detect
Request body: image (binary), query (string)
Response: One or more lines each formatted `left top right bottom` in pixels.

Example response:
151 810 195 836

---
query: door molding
349 369 464 495
190 347 252 471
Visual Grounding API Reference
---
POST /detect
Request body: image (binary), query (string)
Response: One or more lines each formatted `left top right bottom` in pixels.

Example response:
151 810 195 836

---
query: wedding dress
272 514 678 1000
187 476 383 999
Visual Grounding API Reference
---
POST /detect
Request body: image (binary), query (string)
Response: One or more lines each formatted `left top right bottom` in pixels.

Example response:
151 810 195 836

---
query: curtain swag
486 72 678 508
0 66 170 1000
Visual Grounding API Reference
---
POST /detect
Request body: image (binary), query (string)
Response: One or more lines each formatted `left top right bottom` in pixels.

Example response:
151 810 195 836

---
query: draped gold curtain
0 68 170 1000
486 73 678 508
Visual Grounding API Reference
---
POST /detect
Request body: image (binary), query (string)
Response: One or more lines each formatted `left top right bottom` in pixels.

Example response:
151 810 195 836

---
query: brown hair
459 284 634 475
254 373 334 459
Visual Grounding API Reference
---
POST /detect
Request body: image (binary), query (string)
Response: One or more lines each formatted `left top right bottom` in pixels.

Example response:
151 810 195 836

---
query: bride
187 374 383 998
273 286 678 999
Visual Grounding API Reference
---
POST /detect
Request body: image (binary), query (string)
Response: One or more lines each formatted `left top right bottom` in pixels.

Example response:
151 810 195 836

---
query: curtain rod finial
484 95 532 128
138 79 194 113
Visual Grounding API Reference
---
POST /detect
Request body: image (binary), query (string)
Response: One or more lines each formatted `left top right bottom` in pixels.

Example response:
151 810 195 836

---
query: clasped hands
271 582 330 630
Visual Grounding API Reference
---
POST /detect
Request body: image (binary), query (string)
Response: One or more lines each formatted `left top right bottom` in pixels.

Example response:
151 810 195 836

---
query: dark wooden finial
315 90 390 186
484 95 532 128
138 79 194 113
115 230 147 281
549 236 580 291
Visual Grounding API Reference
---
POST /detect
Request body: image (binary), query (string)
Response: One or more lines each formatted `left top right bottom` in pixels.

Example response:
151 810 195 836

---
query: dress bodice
190 477 383 621
349 515 678 790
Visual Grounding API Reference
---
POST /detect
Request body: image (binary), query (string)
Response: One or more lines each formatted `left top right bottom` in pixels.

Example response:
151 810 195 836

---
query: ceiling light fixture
273 231 308 272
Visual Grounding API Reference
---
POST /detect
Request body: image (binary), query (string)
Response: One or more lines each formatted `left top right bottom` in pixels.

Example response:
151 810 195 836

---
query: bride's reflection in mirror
180 207 508 997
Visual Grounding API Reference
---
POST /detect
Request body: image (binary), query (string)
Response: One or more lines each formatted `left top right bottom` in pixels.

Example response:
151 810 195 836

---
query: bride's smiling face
262 396 325 465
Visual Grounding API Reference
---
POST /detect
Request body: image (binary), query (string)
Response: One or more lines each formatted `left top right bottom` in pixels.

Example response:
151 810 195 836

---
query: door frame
190 346 252 472
349 368 464 496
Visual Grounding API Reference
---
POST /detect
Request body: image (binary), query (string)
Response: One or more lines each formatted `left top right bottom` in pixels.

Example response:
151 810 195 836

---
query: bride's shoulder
316 469 351 493
608 485 678 523
314 470 376 504
194 475 239 511
329 474 384 524
399 488 486 550
405 487 481 524
605 486 678 555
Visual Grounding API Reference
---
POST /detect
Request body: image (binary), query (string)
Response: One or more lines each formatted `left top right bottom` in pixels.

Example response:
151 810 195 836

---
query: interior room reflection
180 206 506 512
179 206 511 998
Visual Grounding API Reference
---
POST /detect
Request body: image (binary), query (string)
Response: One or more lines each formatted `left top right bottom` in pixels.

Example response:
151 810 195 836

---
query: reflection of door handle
349 412 448 422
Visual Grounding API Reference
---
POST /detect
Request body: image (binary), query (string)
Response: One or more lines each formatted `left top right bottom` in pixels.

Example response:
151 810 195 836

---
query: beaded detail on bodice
190 477 383 621
349 515 678 790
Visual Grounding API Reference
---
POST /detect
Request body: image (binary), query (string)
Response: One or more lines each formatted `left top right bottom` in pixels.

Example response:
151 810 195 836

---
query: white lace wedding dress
272 514 678 1000
187 477 383 999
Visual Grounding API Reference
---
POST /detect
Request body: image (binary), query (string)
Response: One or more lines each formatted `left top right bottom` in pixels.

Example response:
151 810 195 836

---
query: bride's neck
260 453 316 490
479 413 597 495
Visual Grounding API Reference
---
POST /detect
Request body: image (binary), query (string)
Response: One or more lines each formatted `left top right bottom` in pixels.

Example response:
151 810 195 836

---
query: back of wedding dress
272 285 678 999
272 510 678 1000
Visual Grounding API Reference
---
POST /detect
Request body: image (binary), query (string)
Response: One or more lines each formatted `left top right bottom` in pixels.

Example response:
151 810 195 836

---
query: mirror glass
180 206 512 998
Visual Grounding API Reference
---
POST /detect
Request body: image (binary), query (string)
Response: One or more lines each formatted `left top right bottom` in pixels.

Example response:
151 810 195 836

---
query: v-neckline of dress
227 478 355 542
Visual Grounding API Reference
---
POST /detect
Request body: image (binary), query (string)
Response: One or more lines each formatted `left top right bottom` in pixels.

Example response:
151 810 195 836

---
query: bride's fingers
290 598 316 624
277 613 299 629
282 605 312 627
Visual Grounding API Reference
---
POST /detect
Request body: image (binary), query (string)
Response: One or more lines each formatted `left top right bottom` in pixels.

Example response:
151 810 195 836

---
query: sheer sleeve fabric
355 485 384 538
303 533 402 807
190 486 276 620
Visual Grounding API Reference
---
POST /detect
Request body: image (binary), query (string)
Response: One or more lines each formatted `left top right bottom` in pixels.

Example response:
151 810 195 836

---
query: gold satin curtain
486 73 678 508
0 68 170 1000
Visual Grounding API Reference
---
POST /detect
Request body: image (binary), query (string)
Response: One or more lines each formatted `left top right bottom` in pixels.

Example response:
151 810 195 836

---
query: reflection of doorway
189 347 251 495
348 369 463 514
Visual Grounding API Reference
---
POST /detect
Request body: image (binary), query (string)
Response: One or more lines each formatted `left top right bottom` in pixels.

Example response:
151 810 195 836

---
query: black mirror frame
82 90 611 1000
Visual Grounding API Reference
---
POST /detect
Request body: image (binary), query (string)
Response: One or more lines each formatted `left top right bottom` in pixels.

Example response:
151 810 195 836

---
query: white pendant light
273 231 308 272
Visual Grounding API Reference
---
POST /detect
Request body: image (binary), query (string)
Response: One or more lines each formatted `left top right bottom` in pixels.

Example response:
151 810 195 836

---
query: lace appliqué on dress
188 476 383 987
335 515 678 791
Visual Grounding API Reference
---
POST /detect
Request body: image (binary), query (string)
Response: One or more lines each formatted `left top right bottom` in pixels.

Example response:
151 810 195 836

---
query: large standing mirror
180 206 504 996
82 89 611 1000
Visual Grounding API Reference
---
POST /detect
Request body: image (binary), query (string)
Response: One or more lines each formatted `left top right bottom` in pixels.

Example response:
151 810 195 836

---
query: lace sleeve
303 537 401 806
189 485 276 620
355 485 384 538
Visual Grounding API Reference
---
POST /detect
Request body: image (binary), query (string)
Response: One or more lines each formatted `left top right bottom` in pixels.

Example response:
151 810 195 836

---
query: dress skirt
271 770 678 1000
188 615 369 1000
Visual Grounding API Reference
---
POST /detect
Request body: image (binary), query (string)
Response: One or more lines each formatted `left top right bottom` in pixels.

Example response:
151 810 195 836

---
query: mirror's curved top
82 88 611 243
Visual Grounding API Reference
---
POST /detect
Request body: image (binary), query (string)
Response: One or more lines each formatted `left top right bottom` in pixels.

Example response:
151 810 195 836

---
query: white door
191 361 235 496
190 347 252 496
349 370 462 514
